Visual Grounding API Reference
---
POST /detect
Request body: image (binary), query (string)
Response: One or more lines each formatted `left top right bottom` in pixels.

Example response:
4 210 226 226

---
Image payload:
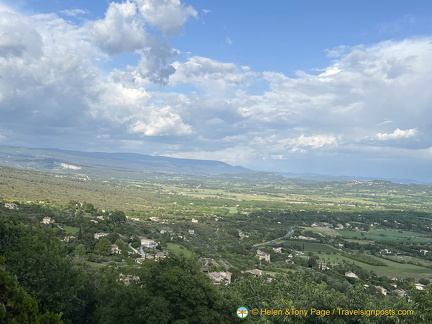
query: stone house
111 244 121 254
245 269 263 277
256 250 271 262
208 271 232 285
139 236 158 248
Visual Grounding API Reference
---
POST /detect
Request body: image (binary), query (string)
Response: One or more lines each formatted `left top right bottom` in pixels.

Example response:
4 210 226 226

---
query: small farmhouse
94 233 108 239
139 236 158 248
208 271 232 285
41 217 54 224
111 244 121 254
4 202 19 210
245 269 263 277
256 250 271 263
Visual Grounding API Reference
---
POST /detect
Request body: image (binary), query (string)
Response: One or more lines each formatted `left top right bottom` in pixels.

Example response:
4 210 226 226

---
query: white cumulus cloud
376 128 417 140
136 0 197 36
136 0 198 35
92 1 147 55
0 10 42 58
170 56 256 94
129 106 192 136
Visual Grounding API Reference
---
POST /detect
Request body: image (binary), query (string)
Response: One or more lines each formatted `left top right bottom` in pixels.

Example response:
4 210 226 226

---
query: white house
139 236 158 248
94 233 108 239
415 284 425 291
41 217 54 224
111 244 121 254
375 286 387 295
345 271 359 279
257 250 271 263
155 251 167 261
4 203 18 210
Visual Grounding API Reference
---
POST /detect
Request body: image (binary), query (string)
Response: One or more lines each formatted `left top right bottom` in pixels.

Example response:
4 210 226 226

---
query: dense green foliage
0 202 431 323
2 166 432 323
0 258 62 324
0 216 244 323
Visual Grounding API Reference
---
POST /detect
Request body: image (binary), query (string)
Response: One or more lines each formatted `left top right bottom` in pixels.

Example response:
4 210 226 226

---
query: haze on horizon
1 0 432 182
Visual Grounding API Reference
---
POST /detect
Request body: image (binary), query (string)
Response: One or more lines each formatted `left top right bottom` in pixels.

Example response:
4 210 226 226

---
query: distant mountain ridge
0 145 252 177
275 172 431 185
0 145 429 185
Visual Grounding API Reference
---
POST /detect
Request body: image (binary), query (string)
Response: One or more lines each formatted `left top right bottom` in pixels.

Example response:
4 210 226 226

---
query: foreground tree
0 220 95 323
95 254 247 323
0 258 62 324
94 237 112 256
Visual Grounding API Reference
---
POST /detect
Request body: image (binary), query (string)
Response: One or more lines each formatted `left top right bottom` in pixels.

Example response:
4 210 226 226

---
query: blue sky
1 0 432 182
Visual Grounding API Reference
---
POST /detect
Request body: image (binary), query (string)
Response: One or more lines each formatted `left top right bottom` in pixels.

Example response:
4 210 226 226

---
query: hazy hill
0 145 427 185
0 145 251 177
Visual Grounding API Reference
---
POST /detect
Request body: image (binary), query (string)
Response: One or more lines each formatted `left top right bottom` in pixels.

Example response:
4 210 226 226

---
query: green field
302 226 341 237
213 206 238 213
345 239 375 245
280 240 339 253
320 253 432 279
383 255 432 269
337 229 432 242
63 225 79 235
166 243 193 257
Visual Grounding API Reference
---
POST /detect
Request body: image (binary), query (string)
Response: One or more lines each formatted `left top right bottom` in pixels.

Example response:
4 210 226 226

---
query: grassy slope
318 253 432 280
337 229 432 243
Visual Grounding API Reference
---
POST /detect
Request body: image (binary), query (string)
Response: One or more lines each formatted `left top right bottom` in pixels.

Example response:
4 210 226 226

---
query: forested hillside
2 167 432 323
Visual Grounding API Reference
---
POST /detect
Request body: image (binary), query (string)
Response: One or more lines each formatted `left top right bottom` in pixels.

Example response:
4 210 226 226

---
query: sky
1 0 432 182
